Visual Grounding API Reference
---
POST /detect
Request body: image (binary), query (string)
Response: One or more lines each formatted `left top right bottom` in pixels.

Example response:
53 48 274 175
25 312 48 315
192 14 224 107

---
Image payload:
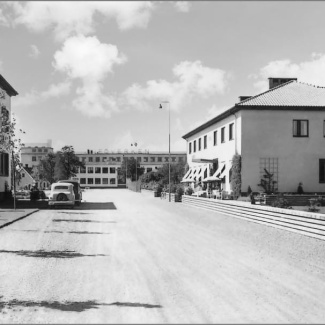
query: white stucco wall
241 109 325 193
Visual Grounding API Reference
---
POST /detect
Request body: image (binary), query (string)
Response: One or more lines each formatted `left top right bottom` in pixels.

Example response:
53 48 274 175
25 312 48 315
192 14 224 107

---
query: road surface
0 189 324 323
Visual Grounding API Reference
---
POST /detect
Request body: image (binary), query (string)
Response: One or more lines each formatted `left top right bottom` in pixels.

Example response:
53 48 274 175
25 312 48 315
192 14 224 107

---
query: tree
119 157 144 182
230 154 241 199
38 152 57 184
157 161 187 186
55 145 84 180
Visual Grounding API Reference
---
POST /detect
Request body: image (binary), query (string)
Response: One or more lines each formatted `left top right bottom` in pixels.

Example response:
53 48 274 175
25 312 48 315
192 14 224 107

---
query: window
144 157 148 162
89 157 93 162
95 178 101 184
150 157 155 162
0 153 9 176
116 157 121 162
44 149 48 153
198 138 201 151
102 178 108 184
95 167 101 174
165 157 169 162
172 157 176 162
95 157 100 162
213 131 217 146
80 166 86 173
32 148 36 153
38 148 42 152
88 167 93 174
82 157 86 162
110 167 116 174
32 156 36 161
319 159 325 183
137 157 141 162
221 127 225 143
87 178 93 184
204 135 207 149
179 157 183 162
22 173 25 178
110 178 116 185
194 140 196 152
293 120 308 137
102 167 108 174
102 157 107 162
80 178 86 184
229 123 234 140
189 142 192 154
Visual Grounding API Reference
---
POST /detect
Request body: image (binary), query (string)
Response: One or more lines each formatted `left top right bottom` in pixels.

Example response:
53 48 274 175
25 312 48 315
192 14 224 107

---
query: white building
182 77 325 195
0 75 18 201
20 140 53 168
75 150 187 188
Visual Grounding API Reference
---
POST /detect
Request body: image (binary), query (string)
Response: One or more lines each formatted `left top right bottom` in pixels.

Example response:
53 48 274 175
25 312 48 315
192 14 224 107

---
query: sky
2 1 325 153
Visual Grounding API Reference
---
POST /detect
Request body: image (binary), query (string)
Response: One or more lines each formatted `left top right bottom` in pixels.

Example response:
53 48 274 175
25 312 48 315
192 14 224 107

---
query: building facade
74 150 187 188
0 75 18 200
182 77 325 195
20 140 54 168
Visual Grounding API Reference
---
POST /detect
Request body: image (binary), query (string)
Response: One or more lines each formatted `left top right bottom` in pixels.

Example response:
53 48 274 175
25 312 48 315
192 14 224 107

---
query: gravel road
0 188 324 324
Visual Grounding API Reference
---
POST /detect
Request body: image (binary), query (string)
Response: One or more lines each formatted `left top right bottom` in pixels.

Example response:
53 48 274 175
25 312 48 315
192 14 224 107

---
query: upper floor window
179 157 183 162
88 167 94 173
229 123 234 140
198 138 201 151
221 127 225 143
38 148 42 152
193 140 196 152
157 157 162 162
213 131 217 146
95 167 101 173
44 149 48 153
110 167 116 174
293 120 308 137
32 149 36 153
137 157 141 162
89 157 93 162
150 157 155 162
189 142 192 154
32 156 36 161
0 152 9 176
95 157 100 162
171 157 176 162
204 135 207 149
144 157 148 162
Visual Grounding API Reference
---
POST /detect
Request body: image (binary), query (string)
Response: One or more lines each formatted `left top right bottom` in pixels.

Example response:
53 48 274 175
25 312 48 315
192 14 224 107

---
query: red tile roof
237 80 325 107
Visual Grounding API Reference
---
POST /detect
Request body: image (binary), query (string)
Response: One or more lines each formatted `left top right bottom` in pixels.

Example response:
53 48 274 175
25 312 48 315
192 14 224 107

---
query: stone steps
182 195 325 241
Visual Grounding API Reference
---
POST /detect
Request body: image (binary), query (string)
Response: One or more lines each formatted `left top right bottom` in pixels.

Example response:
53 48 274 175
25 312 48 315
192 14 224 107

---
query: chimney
268 77 297 89
239 96 251 102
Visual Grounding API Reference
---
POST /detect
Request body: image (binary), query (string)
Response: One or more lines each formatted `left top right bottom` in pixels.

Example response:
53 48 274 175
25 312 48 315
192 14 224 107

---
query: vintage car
58 180 82 206
48 182 75 208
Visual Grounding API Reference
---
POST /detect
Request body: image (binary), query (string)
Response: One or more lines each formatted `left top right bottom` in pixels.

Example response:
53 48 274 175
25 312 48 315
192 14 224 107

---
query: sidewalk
0 209 39 229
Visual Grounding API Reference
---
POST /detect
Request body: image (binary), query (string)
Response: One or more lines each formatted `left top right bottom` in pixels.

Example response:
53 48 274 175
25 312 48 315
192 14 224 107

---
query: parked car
58 180 82 206
48 183 75 208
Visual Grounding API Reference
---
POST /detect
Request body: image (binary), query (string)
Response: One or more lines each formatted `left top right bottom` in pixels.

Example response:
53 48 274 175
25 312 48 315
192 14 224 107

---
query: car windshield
53 185 70 190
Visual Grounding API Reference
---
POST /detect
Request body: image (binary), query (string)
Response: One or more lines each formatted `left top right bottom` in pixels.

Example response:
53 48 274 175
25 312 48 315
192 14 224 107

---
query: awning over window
202 163 225 182
181 165 208 183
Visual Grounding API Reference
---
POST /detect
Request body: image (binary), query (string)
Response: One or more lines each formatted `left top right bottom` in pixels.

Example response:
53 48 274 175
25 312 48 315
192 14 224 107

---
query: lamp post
159 101 171 202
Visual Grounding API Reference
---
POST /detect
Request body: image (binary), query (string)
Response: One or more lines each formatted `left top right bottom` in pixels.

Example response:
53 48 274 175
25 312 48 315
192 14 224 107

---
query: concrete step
182 196 325 241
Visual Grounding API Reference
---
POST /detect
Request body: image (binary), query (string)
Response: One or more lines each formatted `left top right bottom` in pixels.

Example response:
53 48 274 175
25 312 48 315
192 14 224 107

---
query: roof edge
0 74 18 97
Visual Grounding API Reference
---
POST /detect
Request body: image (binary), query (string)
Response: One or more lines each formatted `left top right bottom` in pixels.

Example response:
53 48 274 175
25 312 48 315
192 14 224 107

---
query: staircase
182 195 325 241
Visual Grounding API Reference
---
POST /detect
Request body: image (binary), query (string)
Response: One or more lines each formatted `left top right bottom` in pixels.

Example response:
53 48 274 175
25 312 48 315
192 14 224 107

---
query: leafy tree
119 157 144 182
157 161 187 185
54 145 84 180
38 152 57 184
230 154 241 199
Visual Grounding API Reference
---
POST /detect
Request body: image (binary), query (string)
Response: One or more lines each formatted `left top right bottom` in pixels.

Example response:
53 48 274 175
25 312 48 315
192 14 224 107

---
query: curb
0 209 40 229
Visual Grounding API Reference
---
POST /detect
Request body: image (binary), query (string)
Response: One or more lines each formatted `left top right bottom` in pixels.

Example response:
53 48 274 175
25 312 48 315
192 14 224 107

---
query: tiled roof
237 80 325 107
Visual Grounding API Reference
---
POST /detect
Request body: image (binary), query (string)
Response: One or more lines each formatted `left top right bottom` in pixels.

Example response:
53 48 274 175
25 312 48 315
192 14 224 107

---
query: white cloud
122 60 228 112
29 44 40 58
4 1 155 41
13 81 71 109
53 35 127 118
251 53 325 92
172 1 191 13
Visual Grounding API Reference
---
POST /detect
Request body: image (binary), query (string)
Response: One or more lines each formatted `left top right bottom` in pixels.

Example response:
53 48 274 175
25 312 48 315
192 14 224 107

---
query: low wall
127 180 141 192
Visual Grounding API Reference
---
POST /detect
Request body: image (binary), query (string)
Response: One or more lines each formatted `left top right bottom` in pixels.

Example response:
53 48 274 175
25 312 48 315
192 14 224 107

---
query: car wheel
56 193 68 201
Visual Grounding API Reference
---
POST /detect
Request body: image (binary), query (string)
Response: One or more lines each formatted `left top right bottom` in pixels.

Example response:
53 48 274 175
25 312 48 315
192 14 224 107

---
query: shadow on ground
0 201 117 210
0 249 108 258
0 299 162 312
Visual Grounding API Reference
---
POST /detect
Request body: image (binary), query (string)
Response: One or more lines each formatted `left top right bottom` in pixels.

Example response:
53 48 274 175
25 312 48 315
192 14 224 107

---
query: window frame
293 119 309 137
229 123 234 140
204 135 207 149
221 127 225 143
213 131 217 146
320 159 325 183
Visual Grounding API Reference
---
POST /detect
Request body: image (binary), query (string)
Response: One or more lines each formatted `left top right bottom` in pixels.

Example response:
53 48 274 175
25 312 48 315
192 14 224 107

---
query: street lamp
159 101 171 202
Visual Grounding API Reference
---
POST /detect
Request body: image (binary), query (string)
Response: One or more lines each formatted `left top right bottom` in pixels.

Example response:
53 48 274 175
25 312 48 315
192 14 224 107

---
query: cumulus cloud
3 1 155 41
14 81 71 109
29 44 40 58
251 53 325 92
172 1 191 13
53 34 127 118
122 60 228 111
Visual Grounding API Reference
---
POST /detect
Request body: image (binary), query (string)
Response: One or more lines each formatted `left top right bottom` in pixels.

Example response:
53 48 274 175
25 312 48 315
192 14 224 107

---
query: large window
213 131 217 146
80 178 86 184
88 167 93 174
198 138 201 151
110 178 116 185
221 127 225 143
32 156 36 161
95 167 101 174
102 167 108 174
102 178 108 184
87 178 93 184
319 159 325 183
150 157 155 162
293 120 308 137
89 157 93 162
95 178 101 184
79 166 86 173
229 123 234 140
110 167 116 174
189 142 192 154
95 157 100 162
193 140 196 152
204 135 207 149
0 152 9 176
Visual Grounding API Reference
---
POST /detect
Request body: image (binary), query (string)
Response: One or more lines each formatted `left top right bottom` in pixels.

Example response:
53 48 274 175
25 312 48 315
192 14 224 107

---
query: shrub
230 154 241 199
185 187 193 195
271 194 292 209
